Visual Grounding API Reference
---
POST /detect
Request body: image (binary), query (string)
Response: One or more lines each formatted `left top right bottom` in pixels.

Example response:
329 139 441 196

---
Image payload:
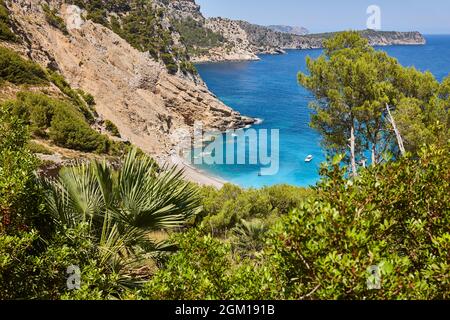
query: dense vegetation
196 184 312 235
0 47 48 85
66 0 197 75
2 92 111 153
0 110 201 298
299 31 449 174
0 32 448 300
0 0 16 42
142 146 449 299
0 46 120 154
173 17 225 56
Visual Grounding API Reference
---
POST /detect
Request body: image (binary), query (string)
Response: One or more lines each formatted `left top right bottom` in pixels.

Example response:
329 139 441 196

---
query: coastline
180 37 430 187
190 36 426 64
169 154 226 189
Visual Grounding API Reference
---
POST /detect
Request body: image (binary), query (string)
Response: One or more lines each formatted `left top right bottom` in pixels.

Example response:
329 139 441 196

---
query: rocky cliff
267 25 309 36
163 0 426 62
1 0 427 157
1 0 254 159
207 19 426 61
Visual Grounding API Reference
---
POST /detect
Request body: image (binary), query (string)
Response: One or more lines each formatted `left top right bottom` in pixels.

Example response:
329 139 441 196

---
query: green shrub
160 53 178 75
42 4 69 35
263 184 314 214
4 92 111 153
27 141 54 155
78 90 96 107
230 219 270 257
47 71 94 122
86 9 108 25
104 119 120 137
0 105 42 233
0 225 122 299
49 107 110 153
142 230 231 300
0 0 17 42
141 229 283 300
0 22 15 42
0 47 48 85
180 61 198 75
269 146 450 299
173 17 225 54
197 184 312 234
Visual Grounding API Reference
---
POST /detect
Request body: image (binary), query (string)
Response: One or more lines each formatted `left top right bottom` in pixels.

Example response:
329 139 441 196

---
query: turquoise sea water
195 35 450 188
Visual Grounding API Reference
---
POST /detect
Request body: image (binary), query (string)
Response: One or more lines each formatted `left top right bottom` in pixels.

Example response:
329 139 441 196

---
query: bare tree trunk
386 104 406 156
350 125 358 177
371 145 377 166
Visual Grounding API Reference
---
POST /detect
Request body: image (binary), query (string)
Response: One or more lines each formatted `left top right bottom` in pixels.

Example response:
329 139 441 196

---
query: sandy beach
169 154 226 189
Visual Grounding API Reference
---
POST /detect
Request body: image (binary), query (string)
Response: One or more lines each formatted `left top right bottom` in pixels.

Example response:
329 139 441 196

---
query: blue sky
196 0 450 34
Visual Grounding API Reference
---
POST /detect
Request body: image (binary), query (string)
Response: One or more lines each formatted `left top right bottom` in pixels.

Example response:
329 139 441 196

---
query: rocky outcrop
160 1 426 63
157 0 203 21
2 0 427 158
3 0 254 157
298 29 427 49
236 21 426 52
267 25 309 36
194 18 259 63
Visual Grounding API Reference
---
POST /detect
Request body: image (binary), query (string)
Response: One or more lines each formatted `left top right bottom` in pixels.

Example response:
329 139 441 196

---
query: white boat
305 155 313 162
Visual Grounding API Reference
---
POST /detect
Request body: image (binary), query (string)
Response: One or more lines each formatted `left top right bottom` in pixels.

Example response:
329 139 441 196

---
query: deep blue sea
195 35 450 188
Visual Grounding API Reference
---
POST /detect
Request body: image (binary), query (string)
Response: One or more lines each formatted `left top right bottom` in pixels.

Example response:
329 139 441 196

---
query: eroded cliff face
4 0 253 157
217 19 426 58
156 0 202 21
199 18 260 63
162 1 426 63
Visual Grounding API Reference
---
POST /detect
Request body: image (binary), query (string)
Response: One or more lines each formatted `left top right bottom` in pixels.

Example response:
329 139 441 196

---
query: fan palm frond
41 148 201 279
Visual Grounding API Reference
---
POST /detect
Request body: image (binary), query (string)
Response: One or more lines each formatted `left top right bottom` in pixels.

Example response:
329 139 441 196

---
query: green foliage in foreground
141 229 282 300
0 107 42 233
0 226 104 299
269 147 449 300
42 148 201 288
0 0 17 42
0 46 48 85
0 133 202 299
144 145 449 300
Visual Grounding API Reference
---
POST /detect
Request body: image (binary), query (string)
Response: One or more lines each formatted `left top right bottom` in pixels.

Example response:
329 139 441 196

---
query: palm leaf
41 148 201 281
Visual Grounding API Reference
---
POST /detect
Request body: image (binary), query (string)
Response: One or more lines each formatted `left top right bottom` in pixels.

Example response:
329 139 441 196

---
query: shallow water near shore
195 35 450 188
